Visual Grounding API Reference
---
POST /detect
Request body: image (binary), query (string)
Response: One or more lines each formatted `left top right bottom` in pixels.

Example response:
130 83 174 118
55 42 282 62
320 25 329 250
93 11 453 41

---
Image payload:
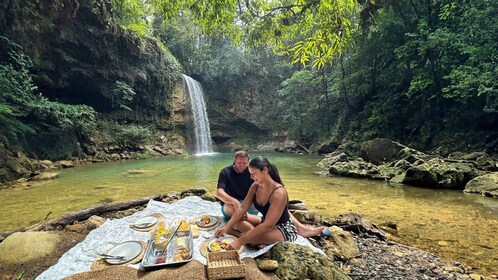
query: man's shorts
221 200 259 220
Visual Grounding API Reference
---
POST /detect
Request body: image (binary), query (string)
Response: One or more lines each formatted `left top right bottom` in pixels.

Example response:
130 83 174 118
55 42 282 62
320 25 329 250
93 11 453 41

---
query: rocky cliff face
0 0 181 113
0 0 192 185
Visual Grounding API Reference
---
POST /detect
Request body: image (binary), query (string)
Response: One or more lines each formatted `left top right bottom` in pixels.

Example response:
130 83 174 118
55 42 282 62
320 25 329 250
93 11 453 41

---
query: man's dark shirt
217 165 253 204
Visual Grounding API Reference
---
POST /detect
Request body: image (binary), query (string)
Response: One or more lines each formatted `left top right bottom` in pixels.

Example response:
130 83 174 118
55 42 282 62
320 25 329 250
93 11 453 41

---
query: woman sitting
214 156 297 249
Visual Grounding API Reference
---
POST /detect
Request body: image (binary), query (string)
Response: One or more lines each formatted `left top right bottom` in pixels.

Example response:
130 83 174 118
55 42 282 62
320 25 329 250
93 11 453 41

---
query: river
0 152 496 275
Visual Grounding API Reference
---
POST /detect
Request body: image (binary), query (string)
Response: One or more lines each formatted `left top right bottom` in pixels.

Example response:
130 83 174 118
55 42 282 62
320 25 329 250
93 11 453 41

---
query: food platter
208 236 235 252
133 216 158 228
141 227 194 269
105 241 143 264
196 215 218 228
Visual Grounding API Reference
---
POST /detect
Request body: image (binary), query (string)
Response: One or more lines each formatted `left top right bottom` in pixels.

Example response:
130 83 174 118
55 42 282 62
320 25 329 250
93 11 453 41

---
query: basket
207 250 246 280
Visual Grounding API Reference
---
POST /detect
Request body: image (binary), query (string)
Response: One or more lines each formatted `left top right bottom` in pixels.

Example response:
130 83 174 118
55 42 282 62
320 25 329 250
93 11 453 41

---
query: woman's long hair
249 156 283 185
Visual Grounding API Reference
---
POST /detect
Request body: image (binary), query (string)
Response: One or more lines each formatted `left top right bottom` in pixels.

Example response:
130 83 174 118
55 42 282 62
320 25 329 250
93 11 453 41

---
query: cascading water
182 74 214 155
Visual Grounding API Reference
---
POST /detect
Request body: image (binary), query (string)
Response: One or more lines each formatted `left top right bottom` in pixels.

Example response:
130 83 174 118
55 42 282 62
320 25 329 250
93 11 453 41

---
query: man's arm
216 169 241 209
216 188 240 206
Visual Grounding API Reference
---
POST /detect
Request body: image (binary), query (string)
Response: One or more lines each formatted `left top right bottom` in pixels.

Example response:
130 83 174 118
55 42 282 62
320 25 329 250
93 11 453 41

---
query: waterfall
182 74 214 155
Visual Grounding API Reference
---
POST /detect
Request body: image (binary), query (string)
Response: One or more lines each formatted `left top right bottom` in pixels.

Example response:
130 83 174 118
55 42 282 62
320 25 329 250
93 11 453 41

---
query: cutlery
131 222 153 228
98 253 125 259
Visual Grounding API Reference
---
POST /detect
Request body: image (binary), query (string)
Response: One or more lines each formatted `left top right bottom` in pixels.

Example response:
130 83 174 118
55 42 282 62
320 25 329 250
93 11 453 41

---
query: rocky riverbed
0 189 494 280
317 138 498 198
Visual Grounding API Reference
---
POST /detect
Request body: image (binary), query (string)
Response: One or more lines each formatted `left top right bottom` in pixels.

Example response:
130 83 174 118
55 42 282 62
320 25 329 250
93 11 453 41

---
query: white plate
105 241 143 264
208 236 234 252
133 216 158 228
196 216 218 228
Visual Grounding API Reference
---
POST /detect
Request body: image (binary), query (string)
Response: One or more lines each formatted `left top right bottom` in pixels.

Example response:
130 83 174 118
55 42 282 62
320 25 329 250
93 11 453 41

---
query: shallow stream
0 152 496 275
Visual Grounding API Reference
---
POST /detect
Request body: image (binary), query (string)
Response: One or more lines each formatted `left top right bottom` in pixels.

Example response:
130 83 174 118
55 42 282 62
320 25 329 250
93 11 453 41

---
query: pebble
257 259 279 271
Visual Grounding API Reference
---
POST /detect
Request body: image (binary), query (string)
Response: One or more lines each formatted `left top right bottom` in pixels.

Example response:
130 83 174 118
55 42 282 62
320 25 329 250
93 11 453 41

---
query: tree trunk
0 194 163 240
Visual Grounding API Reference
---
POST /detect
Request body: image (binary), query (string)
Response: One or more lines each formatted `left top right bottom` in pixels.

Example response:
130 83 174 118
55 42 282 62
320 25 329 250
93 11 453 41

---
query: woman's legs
243 227 285 246
289 210 324 237
222 203 262 233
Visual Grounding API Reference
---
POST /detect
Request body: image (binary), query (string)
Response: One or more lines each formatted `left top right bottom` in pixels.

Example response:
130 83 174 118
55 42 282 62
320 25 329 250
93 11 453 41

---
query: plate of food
196 215 218 228
208 236 235 252
133 216 158 228
104 240 143 264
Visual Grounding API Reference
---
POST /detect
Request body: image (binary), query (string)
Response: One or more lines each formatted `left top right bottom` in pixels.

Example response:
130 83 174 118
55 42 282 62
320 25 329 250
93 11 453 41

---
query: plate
208 236 235 252
196 216 218 228
133 216 158 228
105 241 143 264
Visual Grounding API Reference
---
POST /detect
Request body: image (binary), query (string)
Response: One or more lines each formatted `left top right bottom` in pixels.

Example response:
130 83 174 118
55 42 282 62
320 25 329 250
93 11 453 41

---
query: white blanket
37 196 323 280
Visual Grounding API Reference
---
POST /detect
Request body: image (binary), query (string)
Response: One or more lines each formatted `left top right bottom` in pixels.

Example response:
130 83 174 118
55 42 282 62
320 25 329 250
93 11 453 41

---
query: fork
98 253 125 259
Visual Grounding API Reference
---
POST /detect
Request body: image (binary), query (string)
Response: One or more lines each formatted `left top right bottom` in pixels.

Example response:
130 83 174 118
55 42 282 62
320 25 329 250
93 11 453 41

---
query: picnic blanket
37 196 324 280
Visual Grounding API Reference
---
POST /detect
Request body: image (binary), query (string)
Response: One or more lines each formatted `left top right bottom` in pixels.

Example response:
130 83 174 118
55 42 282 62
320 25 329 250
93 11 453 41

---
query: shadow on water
0 152 496 275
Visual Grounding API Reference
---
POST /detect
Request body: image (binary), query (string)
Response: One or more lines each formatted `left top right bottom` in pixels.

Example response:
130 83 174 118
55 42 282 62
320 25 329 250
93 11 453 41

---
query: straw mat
63 259 278 280
199 235 244 258
129 213 164 232
91 241 146 271
195 216 221 231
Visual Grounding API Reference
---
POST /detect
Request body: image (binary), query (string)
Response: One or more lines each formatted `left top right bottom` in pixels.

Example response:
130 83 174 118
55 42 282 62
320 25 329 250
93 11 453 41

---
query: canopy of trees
1 0 496 159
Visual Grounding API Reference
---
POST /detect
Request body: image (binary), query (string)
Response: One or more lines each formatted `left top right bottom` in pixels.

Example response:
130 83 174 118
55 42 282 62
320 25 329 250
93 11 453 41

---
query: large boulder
0 145 37 184
0 232 61 264
402 158 481 188
464 172 498 198
328 160 380 179
323 226 359 261
269 242 350 280
360 138 406 164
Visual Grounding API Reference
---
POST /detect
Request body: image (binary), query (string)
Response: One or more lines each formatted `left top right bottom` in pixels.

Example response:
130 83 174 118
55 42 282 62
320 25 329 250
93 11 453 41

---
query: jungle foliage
154 0 497 152
0 36 97 159
1 0 496 160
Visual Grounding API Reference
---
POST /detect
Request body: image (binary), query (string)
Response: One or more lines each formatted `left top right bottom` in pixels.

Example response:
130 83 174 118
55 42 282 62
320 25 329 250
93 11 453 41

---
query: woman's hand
227 238 242 250
214 226 227 238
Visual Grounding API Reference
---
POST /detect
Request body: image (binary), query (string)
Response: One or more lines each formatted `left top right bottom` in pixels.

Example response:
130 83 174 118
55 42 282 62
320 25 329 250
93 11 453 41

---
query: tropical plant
151 0 362 67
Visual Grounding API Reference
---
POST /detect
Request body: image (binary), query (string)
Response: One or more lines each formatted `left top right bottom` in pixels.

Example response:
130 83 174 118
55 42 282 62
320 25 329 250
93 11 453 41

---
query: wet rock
269 242 350 280
200 193 217 202
360 138 406 164
329 161 380 179
163 191 181 203
288 202 307 211
403 158 481 188
55 160 75 168
85 215 105 229
180 187 208 198
464 172 498 198
292 210 322 224
65 223 88 233
332 212 386 241
323 226 359 261
31 172 60 181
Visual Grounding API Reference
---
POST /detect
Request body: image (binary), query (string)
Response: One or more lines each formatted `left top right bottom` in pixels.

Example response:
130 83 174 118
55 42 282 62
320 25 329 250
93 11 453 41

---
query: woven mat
91 241 146 271
130 213 164 232
63 259 278 280
199 236 244 258
195 216 221 231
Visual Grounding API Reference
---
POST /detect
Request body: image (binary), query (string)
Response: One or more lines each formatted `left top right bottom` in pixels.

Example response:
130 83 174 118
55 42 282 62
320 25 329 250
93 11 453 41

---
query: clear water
0 152 496 275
